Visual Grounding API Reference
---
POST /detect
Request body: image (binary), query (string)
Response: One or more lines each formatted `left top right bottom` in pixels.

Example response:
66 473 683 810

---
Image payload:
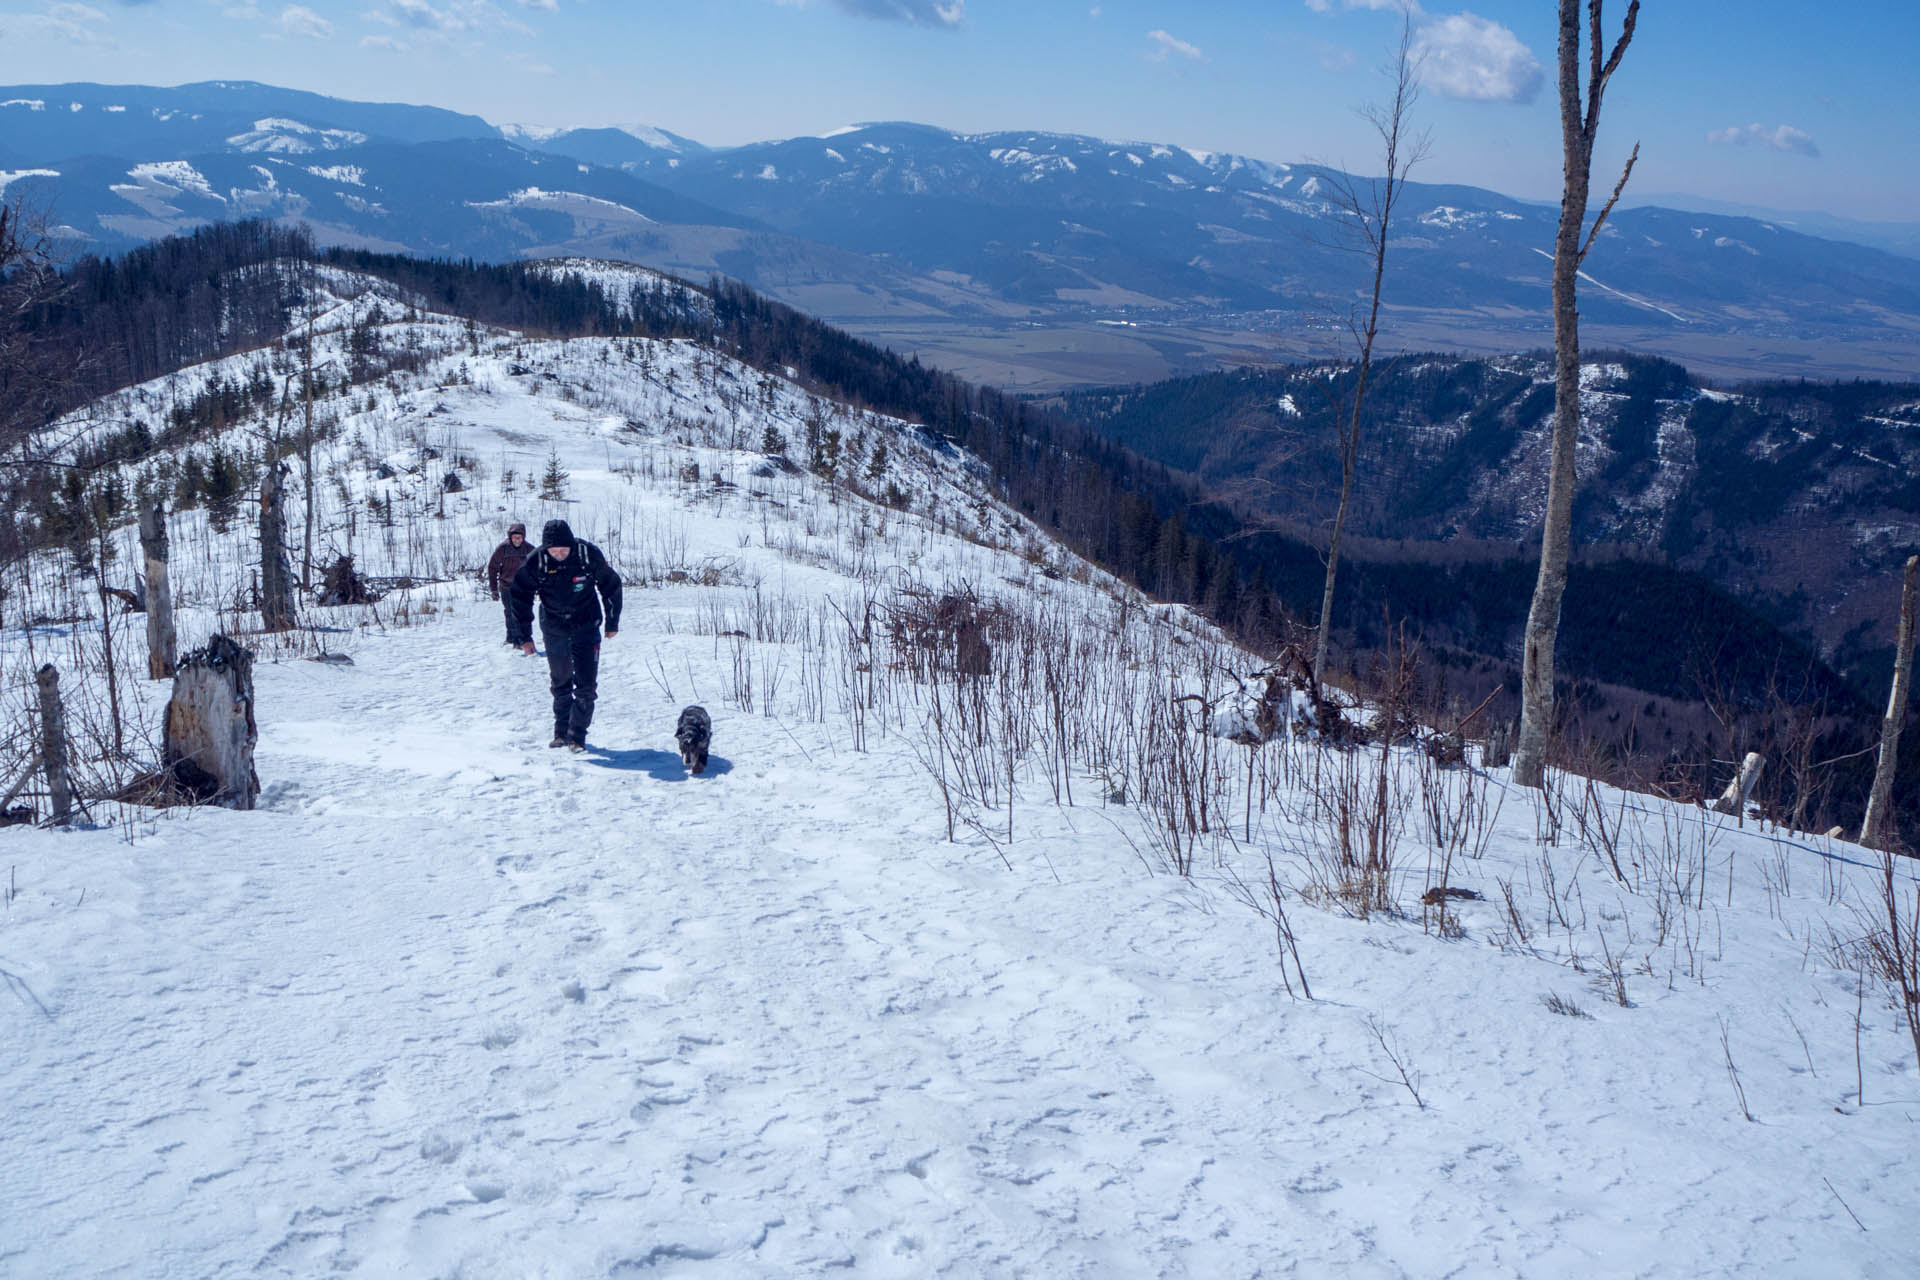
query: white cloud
279 4 331 37
380 0 464 30
1307 2 1541 103
360 32 407 50
1414 12 1543 102
1146 28 1204 62
518 0 557 9
366 0 533 40
827 0 963 26
1708 123 1820 157
0 1 115 46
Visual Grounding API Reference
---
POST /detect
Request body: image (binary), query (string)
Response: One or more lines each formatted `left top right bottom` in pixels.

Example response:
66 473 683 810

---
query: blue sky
2 0 1915 221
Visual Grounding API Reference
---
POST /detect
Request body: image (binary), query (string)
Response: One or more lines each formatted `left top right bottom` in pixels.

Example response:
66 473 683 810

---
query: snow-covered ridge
466 188 651 222
988 147 1078 179
0 168 60 196
224 117 367 154
526 258 712 323
1420 206 1488 230
499 122 565 143
610 122 688 152
3 286 1918 1277
108 160 226 211
305 164 366 187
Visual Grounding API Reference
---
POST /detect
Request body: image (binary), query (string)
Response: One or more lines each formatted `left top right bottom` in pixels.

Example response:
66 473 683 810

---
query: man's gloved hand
604 630 618 640
521 642 536 655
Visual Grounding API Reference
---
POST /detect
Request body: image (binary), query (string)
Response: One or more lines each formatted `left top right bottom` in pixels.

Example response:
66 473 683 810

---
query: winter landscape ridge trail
1 283 1917 1277
4 594 1918 1278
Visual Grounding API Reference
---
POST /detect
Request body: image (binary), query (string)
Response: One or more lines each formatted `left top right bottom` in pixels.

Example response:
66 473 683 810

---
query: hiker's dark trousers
542 619 601 739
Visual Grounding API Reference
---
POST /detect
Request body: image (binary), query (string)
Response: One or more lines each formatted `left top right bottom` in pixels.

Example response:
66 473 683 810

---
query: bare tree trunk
163 635 260 810
1315 444 1355 688
95 538 125 761
301 303 317 593
138 496 176 679
1862 554 1917 848
1512 0 1640 788
36 663 72 825
1314 16 1427 688
260 463 297 632
1713 751 1765 818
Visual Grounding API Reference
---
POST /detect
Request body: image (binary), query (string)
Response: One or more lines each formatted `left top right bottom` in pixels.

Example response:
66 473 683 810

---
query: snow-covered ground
3 284 1919 1277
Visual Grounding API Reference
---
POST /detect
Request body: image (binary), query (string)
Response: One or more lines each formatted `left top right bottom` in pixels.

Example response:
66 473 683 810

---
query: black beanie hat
541 519 574 549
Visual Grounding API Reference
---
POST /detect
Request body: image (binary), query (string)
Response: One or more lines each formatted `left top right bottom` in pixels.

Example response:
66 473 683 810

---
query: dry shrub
317 553 379 605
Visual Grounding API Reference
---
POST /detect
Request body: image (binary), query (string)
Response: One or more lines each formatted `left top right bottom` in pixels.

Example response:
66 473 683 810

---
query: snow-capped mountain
621 122 1920 332
502 122 709 170
6 82 1920 384
0 80 494 160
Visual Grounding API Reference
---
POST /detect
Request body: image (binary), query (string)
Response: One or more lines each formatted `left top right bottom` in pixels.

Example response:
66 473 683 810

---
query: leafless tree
1862 554 1917 849
1512 0 1641 788
300 294 319 592
1314 15 1430 688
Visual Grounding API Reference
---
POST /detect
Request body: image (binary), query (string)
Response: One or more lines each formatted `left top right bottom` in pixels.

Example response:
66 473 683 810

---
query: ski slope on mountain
3 281 1918 1277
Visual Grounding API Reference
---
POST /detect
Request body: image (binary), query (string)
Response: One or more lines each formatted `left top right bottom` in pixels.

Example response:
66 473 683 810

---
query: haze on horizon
0 0 1914 226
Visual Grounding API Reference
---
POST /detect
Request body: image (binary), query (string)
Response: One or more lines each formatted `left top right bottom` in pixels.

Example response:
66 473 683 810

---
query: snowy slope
2 282 1918 1277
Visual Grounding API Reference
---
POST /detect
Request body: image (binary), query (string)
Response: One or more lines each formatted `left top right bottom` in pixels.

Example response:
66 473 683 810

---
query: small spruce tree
539 448 569 500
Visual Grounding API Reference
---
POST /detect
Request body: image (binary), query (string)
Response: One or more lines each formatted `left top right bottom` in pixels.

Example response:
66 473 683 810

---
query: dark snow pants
542 619 601 741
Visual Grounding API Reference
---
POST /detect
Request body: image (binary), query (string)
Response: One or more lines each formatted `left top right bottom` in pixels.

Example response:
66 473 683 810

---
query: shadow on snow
581 745 731 782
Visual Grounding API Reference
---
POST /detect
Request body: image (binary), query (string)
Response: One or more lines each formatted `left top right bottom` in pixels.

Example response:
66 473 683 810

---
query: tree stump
162 635 259 809
35 664 72 825
259 465 297 633
1484 719 1515 769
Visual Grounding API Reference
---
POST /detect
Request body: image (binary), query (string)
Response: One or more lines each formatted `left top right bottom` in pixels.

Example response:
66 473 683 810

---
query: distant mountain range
6 80 1920 386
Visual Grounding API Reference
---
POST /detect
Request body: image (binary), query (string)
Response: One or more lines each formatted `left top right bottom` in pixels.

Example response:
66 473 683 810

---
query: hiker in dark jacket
485 522 533 643
507 519 623 750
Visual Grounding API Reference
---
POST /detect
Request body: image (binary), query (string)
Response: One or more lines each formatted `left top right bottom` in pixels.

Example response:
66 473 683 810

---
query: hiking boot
549 735 568 749
566 737 586 753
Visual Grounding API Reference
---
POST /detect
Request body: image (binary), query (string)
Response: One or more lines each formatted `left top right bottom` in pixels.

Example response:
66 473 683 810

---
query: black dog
675 705 712 775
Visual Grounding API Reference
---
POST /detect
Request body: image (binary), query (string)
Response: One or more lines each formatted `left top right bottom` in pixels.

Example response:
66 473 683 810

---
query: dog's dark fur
675 705 712 774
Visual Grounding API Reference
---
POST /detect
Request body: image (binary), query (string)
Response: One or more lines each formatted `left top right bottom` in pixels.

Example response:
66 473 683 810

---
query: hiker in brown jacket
485 522 533 643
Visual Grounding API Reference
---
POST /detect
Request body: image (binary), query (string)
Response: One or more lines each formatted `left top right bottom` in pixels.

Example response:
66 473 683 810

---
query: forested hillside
1062 355 1920 690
